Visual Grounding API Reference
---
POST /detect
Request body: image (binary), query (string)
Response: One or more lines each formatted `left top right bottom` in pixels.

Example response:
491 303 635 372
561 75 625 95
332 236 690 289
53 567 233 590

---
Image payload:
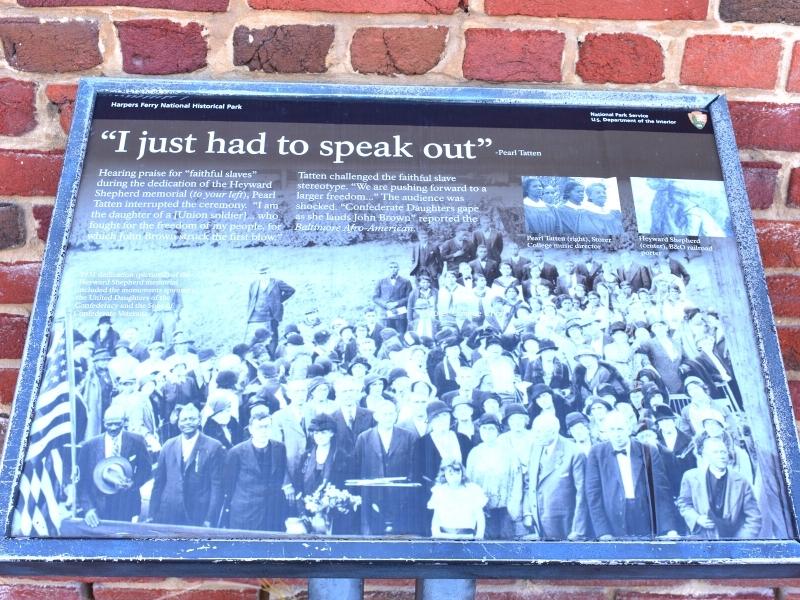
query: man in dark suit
332 375 375 454
505 242 531 282
677 434 761 539
616 251 652 293
222 404 293 531
468 244 500 287
410 228 443 288
373 261 413 334
555 259 587 296
523 414 589 540
353 398 417 535
246 265 295 352
529 249 559 292
150 404 225 527
653 404 696 502
576 252 602 291
78 405 152 527
684 334 743 411
472 214 504 262
585 410 679 539
439 224 476 274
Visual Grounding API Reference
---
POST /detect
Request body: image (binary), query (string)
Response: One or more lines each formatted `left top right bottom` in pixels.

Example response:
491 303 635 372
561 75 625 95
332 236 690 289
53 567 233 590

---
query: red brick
248 0 463 13
720 0 800 24
680 35 782 89
0 150 63 196
0 313 28 360
45 83 77 134
233 25 334 74
0 19 101 73
729 102 800 152
32 204 53 242
351 27 447 76
755 219 800 268
463 29 564 83
779 326 800 371
116 19 207 75
0 262 40 304
19 0 228 10
0 78 36 136
0 582 83 599
0 203 24 250
789 43 800 93
0 368 19 408
790 380 800 420
788 168 800 208
767 274 800 318
576 33 663 84
742 161 780 210
485 0 707 19
92 582 259 600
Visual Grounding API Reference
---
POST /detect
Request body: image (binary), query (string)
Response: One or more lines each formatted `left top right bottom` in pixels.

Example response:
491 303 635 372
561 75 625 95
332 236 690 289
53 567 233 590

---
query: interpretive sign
1 78 799 578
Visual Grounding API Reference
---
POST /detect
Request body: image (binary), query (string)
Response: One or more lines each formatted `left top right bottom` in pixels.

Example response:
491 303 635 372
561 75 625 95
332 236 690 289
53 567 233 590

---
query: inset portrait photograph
631 178 732 237
522 176 623 237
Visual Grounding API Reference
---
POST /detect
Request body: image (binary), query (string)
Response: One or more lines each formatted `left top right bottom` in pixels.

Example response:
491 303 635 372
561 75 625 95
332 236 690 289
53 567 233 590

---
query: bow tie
614 448 628 456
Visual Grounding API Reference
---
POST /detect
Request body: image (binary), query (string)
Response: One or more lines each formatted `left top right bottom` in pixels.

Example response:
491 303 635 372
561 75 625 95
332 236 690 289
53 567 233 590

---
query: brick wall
0 0 799 595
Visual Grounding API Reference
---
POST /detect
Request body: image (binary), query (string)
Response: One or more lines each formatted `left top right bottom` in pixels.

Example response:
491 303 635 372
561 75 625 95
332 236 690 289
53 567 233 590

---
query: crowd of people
61 212 773 541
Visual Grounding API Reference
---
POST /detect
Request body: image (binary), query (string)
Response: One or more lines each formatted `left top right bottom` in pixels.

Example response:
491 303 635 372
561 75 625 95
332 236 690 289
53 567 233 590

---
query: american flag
12 324 73 537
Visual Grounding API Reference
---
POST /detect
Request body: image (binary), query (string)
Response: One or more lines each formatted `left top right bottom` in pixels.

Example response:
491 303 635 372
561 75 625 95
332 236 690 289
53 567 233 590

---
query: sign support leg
308 578 363 599
415 579 476 600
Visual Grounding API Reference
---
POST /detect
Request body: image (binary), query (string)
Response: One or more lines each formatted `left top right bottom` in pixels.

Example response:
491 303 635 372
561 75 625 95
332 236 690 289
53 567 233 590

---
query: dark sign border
0 78 798 578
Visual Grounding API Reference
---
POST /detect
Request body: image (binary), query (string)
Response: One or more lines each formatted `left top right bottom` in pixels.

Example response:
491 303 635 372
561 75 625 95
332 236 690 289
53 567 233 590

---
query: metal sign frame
0 78 798 578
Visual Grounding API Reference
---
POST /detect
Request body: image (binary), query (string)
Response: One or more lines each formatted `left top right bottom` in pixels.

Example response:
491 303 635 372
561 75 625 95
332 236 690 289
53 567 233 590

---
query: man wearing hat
150 404 225 527
585 410 679 539
584 395 613 443
222 404 293 531
676 433 761 539
498 403 534 538
565 411 592 456
637 319 685 394
81 346 115 438
78 405 152 527
653 404 696 505
164 331 201 375
246 264 295 354
161 358 203 440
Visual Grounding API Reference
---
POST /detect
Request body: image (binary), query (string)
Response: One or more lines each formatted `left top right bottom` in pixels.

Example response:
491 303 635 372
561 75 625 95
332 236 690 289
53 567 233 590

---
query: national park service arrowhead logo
688 111 708 130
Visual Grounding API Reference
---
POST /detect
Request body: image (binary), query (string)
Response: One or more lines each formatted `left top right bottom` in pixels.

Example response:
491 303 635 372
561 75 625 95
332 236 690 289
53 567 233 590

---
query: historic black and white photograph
631 177 733 237
523 176 623 237
10 106 791 544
